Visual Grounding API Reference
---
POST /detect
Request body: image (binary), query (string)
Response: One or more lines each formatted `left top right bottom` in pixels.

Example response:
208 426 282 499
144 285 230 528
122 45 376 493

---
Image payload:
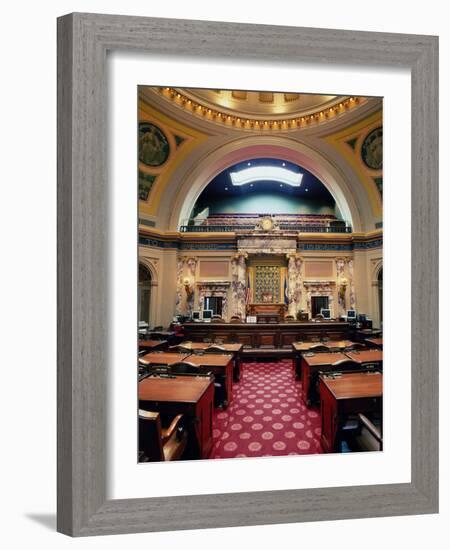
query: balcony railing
179 224 254 233
278 224 352 233
179 223 352 233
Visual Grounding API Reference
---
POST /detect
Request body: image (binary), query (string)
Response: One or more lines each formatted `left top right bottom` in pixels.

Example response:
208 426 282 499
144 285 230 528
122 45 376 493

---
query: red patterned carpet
211 360 323 459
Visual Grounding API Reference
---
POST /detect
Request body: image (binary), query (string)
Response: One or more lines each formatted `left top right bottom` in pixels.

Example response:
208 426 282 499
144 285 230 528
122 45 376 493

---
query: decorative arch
370 260 383 329
372 260 383 281
139 258 159 286
165 137 364 232
138 258 159 327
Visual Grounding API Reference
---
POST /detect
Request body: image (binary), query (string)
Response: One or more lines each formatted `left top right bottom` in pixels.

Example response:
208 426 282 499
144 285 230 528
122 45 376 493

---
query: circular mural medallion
139 122 170 167
361 127 382 170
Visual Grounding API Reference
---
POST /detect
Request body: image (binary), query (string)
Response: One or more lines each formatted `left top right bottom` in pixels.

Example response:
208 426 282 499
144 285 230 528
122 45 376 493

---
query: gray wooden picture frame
57 12 439 537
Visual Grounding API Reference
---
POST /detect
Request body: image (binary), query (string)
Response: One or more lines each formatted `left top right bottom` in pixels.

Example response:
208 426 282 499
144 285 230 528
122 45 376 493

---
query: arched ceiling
138 86 383 232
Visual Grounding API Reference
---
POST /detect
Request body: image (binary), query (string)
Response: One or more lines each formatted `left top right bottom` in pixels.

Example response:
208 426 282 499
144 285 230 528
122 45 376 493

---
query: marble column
175 257 185 315
185 257 197 315
347 258 356 310
231 252 247 319
287 253 303 317
335 258 346 316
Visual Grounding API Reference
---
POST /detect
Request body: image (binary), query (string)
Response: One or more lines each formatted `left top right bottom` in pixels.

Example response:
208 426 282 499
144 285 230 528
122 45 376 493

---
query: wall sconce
183 277 193 297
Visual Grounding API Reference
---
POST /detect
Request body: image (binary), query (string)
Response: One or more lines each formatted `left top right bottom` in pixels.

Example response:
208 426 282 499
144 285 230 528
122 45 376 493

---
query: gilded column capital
183 255 197 263
233 251 248 261
286 252 302 260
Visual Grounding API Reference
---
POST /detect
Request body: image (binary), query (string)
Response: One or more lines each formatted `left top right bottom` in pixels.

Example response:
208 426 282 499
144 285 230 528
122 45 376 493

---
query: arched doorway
377 268 383 326
138 263 152 325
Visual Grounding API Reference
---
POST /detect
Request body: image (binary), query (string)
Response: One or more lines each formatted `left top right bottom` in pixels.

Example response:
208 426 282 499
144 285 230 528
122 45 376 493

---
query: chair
338 412 383 452
347 342 367 350
139 372 151 382
190 348 205 355
315 314 324 320
327 347 341 353
147 364 171 376
204 345 226 353
169 361 201 375
169 344 193 354
361 362 382 372
211 316 225 323
356 413 383 450
284 315 295 323
230 315 242 323
330 359 361 372
309 344 330 353
138 410 187 462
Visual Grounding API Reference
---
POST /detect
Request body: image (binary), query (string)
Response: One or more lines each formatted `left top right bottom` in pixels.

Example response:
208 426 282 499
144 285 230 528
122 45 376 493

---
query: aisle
211 360 323 459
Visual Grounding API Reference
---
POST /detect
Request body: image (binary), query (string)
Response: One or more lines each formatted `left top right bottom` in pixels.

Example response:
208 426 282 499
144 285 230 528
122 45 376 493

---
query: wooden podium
247 303 287 323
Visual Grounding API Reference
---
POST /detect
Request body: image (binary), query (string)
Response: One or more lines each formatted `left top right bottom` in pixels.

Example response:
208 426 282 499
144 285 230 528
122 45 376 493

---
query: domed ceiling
178 89 341 119
151 87 368 131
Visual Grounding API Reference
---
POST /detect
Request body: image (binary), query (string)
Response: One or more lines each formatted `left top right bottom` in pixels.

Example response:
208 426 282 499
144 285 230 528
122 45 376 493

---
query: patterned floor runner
211 360 323 459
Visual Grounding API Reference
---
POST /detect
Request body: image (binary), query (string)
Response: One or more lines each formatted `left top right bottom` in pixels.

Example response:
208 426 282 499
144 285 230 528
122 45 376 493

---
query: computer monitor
202 309 213 321
192 310 201 321
320 308 331 320
347 309 356 320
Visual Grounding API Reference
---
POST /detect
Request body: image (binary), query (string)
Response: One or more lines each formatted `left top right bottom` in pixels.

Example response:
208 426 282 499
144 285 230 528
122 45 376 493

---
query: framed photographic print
57 13 438 536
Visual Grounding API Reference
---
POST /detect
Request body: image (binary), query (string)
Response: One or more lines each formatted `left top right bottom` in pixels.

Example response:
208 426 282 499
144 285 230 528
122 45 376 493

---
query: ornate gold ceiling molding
157 87 368 132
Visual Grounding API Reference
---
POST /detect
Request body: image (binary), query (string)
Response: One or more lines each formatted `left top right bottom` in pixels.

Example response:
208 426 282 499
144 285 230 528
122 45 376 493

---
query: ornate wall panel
254 265 281 303
304 260 334 278
199 260 229 278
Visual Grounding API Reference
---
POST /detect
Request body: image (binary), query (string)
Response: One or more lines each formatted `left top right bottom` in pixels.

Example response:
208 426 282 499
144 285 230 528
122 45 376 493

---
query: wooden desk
319 372 383 452
292 340 354 379
301 352 347 406
139 339 168 352
185 353 234 407
139 376 214 459
365 337 383 349
247 303 287 320
141 352 189 366
345 349 383 367
149 331 177 345
293 340 354 352
176 342 243 381
183 321 350 349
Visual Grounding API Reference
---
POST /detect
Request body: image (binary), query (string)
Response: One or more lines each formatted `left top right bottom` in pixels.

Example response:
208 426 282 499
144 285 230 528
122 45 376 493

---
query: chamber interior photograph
137 86 383 463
